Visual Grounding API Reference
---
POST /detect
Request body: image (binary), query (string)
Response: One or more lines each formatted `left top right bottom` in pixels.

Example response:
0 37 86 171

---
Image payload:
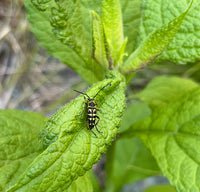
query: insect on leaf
7 71 126 192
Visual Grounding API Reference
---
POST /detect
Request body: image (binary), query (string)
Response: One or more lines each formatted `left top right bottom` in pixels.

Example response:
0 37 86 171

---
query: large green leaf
25 0 104 84
8 71 126 192
120 0 193 74
105 101 157 192
122 76 200 191
106 137 160 192
26 0 143 74
0 110 47 191
119 101 151 133
136 0 200 64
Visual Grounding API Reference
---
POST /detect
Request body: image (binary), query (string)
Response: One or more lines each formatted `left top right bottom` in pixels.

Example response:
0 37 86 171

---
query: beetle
73 83 111 136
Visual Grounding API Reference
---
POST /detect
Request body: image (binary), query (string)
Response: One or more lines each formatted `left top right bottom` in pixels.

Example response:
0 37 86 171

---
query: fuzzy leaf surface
120 0 143 54
8 71 126 192
0 110 47 191
120 1 193 74
91 11 108 70
102 0 125 66
25 0 104 84
25 0 144 78
123 76 200 191
136 0 200 64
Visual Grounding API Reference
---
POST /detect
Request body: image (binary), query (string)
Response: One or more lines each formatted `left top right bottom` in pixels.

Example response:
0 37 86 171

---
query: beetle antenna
93 83 111 99
73 89 90 99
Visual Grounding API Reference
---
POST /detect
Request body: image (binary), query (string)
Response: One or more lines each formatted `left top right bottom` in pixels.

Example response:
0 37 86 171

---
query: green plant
1 0 200 191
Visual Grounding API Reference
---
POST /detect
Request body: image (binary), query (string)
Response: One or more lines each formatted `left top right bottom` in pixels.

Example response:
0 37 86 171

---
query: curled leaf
91 11 109 70
102 0 126 66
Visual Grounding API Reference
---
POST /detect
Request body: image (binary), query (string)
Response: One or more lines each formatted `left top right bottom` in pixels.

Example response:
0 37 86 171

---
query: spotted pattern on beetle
73 83 111 136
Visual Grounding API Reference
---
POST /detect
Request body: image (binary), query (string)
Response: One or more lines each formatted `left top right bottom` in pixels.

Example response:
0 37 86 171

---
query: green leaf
120 0 193 74
105 137 160 192
125 76 200 191
66 171 93 192
119 100 151 133
8 71 126 192
136 0 200 64
135 76 199 107
106 101 155 192
102 0 125 66
120 0 143 54
0 110 47 191
89 170 102 192
143 184 176 192
25 0 104 84
91 11 109 70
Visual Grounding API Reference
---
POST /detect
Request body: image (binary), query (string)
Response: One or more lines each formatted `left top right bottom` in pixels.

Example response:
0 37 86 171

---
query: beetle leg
85 118 89 129
96 107 100 111
95 116 100 125
76 111 84 117
95 125 102 134
91 130 97 137
95 116 102 133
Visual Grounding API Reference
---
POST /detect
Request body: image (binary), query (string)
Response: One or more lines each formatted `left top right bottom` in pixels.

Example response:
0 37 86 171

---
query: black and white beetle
73 83 111 136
